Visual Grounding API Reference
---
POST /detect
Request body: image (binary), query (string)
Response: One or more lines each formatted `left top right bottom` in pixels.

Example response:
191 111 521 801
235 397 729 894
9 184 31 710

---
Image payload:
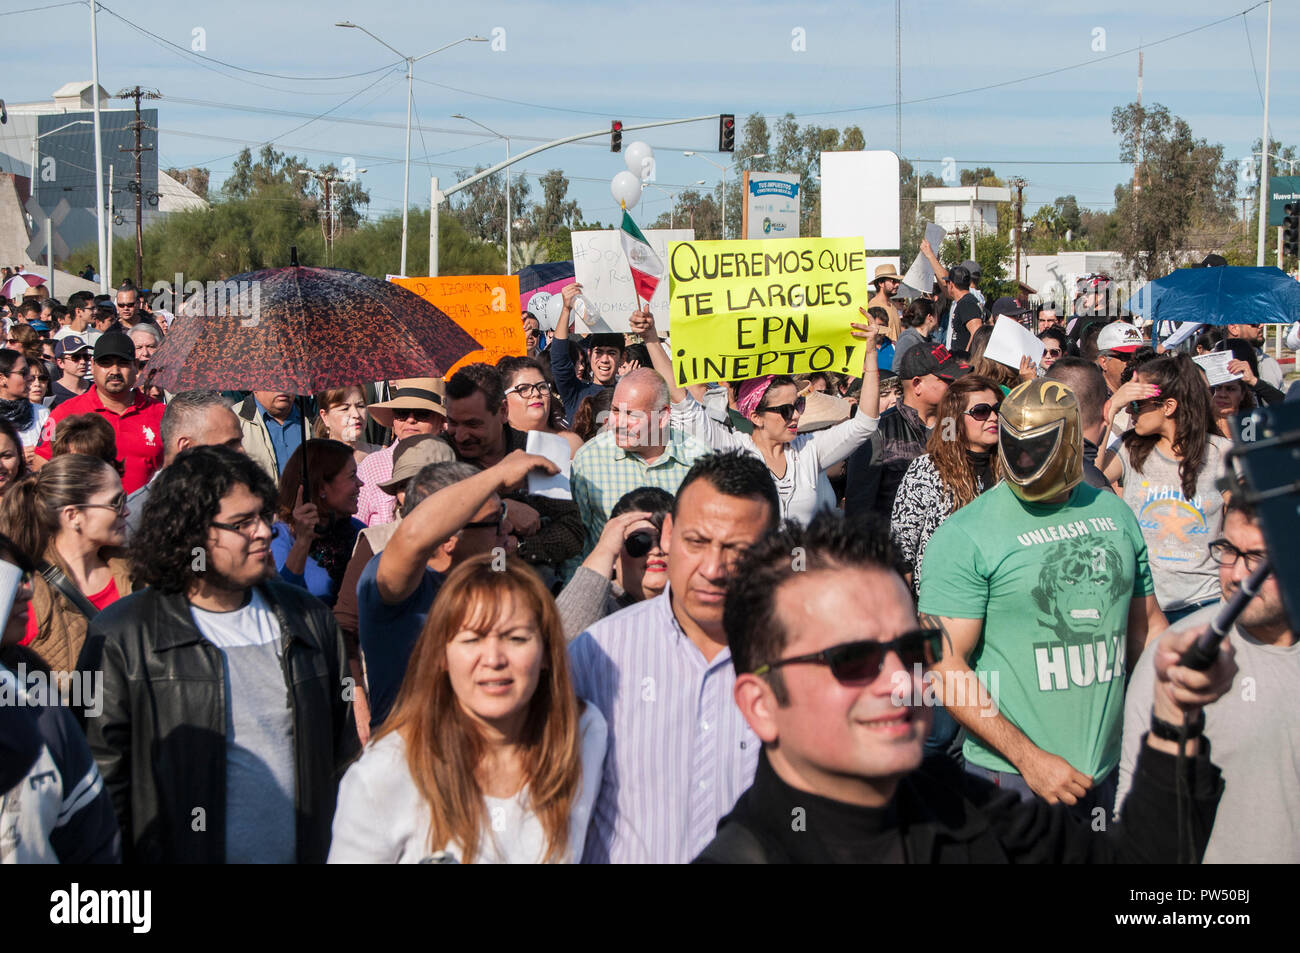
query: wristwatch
1150 710 1205 742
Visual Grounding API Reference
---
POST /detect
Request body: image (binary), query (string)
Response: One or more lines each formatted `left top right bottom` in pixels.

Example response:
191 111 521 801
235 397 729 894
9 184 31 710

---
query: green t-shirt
917 481 1154 779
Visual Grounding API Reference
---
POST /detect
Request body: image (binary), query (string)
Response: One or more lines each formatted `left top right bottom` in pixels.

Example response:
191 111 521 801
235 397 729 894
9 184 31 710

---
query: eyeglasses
463 502 508 532
211 510 275 537
1129 397 1164 415
1208 538 1267 573
753 629 944 683
505 381 549 400
391 408 440 423
761 396 806 423
78 493 128 517
963 401 1002 422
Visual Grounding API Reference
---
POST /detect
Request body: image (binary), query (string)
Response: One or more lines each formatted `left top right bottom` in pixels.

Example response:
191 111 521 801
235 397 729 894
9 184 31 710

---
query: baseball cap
960 259 982 278
1096 322 1145 355
93 331 136 362
990 297 1029 319
896 342 971 382
55 335 92 358
946 265 972 290
379 433 456 495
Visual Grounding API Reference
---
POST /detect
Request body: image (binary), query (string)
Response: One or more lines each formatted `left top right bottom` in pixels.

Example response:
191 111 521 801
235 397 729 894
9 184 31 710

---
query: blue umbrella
1128 266 1300 326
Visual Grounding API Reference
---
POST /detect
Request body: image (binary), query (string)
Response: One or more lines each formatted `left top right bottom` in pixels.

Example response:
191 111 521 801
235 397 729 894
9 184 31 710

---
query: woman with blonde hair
313 385 381 464
0 453 131 671
329 554 605 864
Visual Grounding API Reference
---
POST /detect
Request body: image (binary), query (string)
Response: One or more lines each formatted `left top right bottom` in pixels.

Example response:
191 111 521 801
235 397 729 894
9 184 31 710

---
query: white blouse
670 393 878 525
328 704 607 864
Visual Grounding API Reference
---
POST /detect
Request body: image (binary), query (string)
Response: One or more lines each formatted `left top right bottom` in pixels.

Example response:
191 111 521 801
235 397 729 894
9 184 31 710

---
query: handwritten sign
389 275 523 376
571 228 693 332
667 237 869 386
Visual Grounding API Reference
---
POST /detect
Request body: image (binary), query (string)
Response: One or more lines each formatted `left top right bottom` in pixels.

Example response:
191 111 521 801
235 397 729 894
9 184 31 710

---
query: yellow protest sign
390 275 524 376
667 237 868 386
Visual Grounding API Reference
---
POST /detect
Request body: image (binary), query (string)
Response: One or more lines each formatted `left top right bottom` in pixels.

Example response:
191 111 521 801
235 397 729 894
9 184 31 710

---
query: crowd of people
0 265 1294 865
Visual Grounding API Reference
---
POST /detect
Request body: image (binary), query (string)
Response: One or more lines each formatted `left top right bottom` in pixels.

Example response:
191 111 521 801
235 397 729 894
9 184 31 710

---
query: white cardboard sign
571 228 694 332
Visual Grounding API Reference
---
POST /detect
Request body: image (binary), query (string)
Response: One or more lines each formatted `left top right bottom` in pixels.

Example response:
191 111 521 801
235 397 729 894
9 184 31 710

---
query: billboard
742 171 800 240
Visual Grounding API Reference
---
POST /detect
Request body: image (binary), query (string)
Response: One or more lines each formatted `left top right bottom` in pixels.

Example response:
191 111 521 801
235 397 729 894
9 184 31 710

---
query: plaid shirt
571 427 712 553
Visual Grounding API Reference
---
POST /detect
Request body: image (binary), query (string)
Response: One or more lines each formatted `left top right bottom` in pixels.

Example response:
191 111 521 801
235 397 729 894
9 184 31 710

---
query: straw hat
871 263 904 285
368 378 448 429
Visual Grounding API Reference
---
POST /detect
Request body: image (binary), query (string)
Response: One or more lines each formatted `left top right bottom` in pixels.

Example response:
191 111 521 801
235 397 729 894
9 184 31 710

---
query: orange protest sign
390 275 524 376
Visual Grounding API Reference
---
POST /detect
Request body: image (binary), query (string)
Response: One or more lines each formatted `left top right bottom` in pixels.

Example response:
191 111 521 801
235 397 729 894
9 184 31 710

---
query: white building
920 185 1012 241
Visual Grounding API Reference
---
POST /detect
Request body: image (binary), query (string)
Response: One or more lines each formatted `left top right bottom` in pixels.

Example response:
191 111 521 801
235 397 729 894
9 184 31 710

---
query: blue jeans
965 762 1118 823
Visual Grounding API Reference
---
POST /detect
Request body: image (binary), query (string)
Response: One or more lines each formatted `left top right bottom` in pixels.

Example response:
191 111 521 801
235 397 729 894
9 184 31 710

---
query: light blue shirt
568 589 759 863
254 397 303 475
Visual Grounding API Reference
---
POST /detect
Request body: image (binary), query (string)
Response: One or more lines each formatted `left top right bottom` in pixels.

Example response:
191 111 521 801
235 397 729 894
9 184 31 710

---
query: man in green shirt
918 379 1166 819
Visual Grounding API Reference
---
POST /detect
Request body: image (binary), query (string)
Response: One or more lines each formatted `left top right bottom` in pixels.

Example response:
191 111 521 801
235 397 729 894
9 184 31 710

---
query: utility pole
303 168 364 265
894 0 902 158
1133 50 1143 194
115 86 159 289
1256 0 1272 267
1010 177 1027 285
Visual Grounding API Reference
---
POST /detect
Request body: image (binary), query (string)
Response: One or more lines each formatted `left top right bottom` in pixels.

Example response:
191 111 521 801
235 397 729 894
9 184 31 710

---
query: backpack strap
38 562 101 621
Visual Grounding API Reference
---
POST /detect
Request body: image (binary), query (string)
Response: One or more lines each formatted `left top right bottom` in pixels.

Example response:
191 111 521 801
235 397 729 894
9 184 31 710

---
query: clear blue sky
2 0 1293 234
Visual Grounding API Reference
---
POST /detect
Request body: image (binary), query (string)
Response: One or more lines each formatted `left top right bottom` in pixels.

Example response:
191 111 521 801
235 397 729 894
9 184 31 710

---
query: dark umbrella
142 260 482 505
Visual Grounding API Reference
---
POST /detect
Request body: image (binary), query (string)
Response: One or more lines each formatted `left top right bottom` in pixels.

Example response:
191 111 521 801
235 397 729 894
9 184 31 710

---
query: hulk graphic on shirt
1030 536 1130 647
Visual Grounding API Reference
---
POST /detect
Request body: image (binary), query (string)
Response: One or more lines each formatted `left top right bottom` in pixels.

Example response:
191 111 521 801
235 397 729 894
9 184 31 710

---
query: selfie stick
1177 558 1272 671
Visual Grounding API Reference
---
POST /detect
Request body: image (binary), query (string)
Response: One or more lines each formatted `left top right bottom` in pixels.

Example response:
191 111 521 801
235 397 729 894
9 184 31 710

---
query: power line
786 2 1269 119
0 0 82 16
411 76 675 122
96 3 405 82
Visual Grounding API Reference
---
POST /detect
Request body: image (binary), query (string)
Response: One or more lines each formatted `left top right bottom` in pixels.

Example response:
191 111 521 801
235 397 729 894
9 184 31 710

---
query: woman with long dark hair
496 355 583 457
0 350 49 455
0 416 29 497
271 439 364 608
328 554 605 863
1100 353 1230 622
891 374 1003 594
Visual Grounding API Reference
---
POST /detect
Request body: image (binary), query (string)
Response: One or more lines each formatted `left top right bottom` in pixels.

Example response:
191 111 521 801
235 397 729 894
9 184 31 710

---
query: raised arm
629 308 687 404
377 450 558 603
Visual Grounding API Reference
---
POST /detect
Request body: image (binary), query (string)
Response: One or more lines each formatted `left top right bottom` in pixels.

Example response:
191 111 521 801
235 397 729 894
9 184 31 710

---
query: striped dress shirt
569 589 759 864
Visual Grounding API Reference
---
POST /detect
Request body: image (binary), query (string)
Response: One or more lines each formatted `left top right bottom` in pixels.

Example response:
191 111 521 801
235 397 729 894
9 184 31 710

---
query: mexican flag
619 210 663 302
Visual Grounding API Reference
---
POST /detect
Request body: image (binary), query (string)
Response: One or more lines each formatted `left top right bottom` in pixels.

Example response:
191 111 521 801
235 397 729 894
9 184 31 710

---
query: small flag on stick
619 209 662 302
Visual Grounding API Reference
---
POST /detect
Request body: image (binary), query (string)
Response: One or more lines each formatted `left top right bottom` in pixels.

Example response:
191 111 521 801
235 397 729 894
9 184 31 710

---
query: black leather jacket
77 580 359 864
844 402 931 522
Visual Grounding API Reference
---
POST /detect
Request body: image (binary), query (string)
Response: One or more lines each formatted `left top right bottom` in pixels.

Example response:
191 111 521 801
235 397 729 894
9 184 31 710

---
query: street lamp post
683 152 765 238
336 22 486 276
453 114 513 273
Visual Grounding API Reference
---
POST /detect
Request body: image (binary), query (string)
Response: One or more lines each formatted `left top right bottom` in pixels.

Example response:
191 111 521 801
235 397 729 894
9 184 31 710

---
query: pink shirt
355 443 397 527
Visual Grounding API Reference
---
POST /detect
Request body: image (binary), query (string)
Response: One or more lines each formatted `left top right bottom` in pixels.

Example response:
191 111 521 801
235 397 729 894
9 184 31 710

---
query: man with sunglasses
845 342 969 523
918 380 1164 819
1118 494 1299 862
696 511 1234 864
34 332 165 494
49 335 93 408
55 292 96 344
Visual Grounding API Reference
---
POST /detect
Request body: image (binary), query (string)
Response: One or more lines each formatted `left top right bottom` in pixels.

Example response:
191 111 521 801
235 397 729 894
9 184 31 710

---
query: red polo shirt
35 386 165 493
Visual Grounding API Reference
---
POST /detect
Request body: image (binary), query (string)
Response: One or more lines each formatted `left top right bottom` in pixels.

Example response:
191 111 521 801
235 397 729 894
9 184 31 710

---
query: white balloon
610 170 641 210
543 292 566 332
624 141 654 179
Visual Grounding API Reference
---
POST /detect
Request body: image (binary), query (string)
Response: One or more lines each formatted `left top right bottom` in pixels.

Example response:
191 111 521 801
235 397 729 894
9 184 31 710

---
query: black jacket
844 402 931 522
695 747 1222 864
76 580 359 864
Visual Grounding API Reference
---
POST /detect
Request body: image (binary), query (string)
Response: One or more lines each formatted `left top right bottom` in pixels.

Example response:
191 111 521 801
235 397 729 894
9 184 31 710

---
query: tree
1111 102 1237 279
165 166 210 202
449 165 532 248
939 231 1016 303
649 189 721 239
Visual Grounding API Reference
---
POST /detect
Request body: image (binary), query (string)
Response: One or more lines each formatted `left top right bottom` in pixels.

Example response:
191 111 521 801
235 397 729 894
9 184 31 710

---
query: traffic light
719 114 735 152
611 120 623 153
1284 202 1300 258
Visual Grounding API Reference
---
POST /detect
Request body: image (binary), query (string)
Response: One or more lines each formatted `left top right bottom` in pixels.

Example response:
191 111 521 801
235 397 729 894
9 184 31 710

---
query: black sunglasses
624 529 661 558
753 629 944 683
761 396 806 423
963 401 1001 422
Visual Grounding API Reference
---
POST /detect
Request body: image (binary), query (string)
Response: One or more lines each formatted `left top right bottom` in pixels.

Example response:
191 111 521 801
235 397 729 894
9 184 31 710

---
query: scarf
0 397 34 432
966 448 995 491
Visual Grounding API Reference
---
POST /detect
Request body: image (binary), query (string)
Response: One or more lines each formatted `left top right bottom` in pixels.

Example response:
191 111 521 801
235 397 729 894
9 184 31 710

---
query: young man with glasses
35 332 164 493
1118 494 1297 862
56 292 96 344
78 446 357 863
696 511 1236 863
